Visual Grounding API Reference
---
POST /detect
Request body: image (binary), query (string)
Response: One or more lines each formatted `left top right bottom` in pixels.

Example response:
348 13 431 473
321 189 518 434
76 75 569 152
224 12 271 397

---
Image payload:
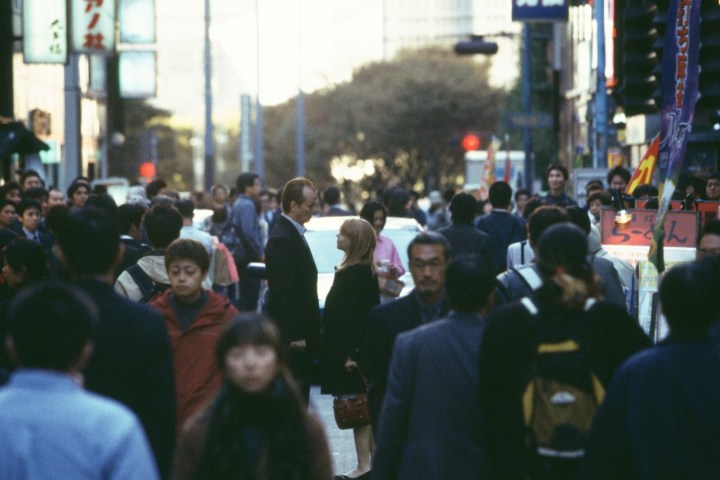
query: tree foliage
263 48 507 195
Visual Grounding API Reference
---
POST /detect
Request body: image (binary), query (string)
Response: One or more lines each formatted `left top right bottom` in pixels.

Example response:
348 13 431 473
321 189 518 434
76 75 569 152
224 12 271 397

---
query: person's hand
345 358 357 371
289 339 307 351
387 263 399 279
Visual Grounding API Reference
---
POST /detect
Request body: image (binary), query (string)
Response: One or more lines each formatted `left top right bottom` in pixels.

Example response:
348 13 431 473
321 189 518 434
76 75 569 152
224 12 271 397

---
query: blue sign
512 0 568 22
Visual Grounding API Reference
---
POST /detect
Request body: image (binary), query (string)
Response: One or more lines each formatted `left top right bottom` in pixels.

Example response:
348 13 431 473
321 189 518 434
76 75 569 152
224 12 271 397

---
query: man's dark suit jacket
438 223 492 267
265 216 321 387
77 278 176 479
475 210 527 275
373 312 489 480
363 292 449 431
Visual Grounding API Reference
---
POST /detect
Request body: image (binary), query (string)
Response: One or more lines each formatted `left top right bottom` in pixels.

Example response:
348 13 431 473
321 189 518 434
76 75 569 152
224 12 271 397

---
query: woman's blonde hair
338 218 376 270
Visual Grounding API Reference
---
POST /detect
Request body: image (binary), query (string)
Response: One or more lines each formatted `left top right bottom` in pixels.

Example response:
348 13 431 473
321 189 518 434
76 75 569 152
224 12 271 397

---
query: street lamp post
203 0 215 192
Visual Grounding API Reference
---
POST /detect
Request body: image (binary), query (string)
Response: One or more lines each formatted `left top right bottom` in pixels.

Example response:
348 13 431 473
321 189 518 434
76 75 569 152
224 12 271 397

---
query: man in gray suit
373 257 495 480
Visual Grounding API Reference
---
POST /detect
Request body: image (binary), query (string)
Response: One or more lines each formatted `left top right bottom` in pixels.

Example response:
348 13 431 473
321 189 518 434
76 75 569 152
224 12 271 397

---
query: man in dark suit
373 257 495 480
321 186 353 216
438 192 492 267
363 232 451 432
55 207 176 479
265 177 321 402
476 181 527 275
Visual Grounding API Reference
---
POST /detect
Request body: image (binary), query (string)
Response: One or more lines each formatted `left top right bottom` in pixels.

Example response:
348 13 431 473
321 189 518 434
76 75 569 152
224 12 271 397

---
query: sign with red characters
72 0 116 54
600 209 698 247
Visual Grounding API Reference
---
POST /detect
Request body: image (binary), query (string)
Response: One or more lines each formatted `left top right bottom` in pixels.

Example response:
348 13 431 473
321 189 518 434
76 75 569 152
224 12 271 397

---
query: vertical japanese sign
72 0 116 54
648 0 701 272
23 0 67 64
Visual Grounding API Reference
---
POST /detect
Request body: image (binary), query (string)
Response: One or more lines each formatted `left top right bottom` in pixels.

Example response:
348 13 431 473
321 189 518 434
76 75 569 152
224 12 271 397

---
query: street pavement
309 385 358 476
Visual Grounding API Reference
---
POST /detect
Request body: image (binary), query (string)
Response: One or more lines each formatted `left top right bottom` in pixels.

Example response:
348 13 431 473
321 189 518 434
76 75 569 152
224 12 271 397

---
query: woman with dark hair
479 224 650 480
66 181 90 209
321 218 380 480
359 202 405 302
172 313 332 480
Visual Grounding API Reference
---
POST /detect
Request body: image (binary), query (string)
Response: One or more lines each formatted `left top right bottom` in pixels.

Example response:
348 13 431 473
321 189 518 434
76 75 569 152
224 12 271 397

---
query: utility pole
522 24 533 191
594 0 608 169
203 0 215 192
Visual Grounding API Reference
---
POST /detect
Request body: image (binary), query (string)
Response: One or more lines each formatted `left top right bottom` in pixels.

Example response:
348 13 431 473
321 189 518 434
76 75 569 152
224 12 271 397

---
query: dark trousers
238 264 261 311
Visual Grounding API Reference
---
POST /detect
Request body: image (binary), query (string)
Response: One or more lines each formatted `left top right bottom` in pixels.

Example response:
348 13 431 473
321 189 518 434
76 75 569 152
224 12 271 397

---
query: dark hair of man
165 238 210 273
708 172 720 182
3 237 47 282
117 203 146 235
528 205 569 244
387 189 410 217
442 188 456 204
281 177 317 214
514 188 531 202
546 164 569 181
174 198 195 219
323 186 341 205
359 201 386 230
20 169 43 189
84 193 118 218
7 281 97 371
143 204 183 250
585 179 604 192
406 231 452 261
145 179 167 199
236 172 259 194
566 205 591 235
698 220 720 247
45 205 70 238
16 197 41 216
446 257 494 312
522 196 544 220
1 181 21 198
211 184 228 196
607 166 631 185
66 180 88 199
23 187 48 202
489 181 512 209
0 198 15 210
633 183 659 198
449 192 477 224
660 257 720 335
55 207 120 276
587 190 612 206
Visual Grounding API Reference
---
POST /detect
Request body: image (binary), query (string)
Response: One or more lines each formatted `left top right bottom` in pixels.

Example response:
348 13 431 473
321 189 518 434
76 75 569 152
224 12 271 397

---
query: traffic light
617 1 659 116
461 134 481 151
454 36 498 56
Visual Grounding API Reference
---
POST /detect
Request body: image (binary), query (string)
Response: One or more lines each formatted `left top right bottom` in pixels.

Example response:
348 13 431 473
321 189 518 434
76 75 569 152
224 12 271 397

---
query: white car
304 216 423 309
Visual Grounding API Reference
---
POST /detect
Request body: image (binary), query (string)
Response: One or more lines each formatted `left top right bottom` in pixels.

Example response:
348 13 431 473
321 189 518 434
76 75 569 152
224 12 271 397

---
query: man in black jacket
55 207 176 479
363 232 451 433
265 177 321 403
438 192 492 268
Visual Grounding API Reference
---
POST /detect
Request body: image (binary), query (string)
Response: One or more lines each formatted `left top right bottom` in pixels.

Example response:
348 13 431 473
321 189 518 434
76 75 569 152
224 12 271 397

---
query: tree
263 48 507 197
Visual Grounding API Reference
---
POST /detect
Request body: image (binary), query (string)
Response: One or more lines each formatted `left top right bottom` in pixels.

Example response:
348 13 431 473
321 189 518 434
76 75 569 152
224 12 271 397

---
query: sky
152 0 382 125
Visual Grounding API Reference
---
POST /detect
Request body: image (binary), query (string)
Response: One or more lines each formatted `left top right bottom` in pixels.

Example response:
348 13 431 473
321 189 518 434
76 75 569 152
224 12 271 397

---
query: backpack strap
127 264 162 302
513 265 543 291
520 296 538 315
520 240 527 264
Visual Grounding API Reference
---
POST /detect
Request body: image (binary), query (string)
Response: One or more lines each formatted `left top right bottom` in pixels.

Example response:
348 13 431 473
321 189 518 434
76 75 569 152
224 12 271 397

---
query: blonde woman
321 218 380 480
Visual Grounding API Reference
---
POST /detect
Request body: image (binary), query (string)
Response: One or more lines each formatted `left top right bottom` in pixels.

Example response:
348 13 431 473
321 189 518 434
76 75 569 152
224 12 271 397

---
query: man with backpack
479 224 649 480
115 204 182 303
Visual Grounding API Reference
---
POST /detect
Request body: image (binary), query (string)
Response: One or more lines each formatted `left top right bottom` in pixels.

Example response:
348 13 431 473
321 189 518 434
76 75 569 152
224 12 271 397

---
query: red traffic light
461 134 481 151
140 162 156 179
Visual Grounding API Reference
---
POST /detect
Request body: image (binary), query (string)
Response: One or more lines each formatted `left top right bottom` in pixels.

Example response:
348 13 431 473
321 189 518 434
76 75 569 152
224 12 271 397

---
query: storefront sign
600 209 698 247
23 0 68 64
72 0 116 54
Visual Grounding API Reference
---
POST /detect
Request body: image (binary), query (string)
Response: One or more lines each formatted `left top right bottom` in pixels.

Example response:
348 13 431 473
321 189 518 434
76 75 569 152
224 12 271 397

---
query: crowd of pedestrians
0 165 718 480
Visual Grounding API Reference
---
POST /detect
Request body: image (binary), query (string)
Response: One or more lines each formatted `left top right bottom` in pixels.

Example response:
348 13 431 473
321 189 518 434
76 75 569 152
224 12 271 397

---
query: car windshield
306 228 416 273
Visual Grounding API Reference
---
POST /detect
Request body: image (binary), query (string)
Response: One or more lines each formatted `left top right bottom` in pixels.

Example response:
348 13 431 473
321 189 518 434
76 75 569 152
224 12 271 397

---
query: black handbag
332 367 372 430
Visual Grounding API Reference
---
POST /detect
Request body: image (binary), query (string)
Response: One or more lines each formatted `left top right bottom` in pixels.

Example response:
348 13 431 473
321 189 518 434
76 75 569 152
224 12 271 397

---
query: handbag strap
353 365 369 391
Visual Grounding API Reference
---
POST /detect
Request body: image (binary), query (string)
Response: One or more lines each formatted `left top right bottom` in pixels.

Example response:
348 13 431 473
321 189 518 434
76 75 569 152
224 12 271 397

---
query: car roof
305 215 423 232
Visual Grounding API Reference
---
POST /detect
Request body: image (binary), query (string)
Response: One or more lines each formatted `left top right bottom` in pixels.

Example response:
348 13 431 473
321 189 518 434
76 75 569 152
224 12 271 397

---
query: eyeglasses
409 260 446 270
